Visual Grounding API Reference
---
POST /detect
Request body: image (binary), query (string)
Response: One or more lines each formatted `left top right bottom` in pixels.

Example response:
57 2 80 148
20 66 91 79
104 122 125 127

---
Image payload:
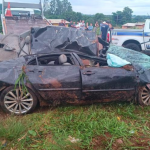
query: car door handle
83 71 95 75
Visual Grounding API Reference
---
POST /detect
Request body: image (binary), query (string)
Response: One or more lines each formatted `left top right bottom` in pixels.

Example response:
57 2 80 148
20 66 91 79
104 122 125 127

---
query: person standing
59 20 65 26
80 20 85 30
85 22 89 30
106 21 113 29
76 22 80 29
100 21 103 31
79 20 82 27
94 21 99 33
64 20 67 27
71 22 77 28
101 21 109 41
88 23 93 31
68 21 73 27
95 21 99 28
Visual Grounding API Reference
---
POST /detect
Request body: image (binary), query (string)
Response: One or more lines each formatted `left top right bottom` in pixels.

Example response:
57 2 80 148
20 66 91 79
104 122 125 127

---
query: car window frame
27 53 79 66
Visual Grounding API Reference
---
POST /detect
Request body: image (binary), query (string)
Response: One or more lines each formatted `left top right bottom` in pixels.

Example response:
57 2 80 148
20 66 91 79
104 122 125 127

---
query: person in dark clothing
101 21 109 41
106 21 114 29
71 22 77 28
59 20 65 26
68 21 73 27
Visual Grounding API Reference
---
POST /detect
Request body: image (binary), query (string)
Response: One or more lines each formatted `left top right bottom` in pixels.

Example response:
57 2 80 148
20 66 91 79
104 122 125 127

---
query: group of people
49 19 113 42
68 20 94 31
67 20 113 41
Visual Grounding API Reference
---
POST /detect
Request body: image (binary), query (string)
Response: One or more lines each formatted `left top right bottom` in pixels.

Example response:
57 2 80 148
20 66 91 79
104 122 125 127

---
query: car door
144 33 150 50
26 54 81 103
144 20 150 50
80 66 137 102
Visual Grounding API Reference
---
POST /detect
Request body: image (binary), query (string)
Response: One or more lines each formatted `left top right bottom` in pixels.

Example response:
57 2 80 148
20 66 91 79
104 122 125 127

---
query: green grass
0 102 150 150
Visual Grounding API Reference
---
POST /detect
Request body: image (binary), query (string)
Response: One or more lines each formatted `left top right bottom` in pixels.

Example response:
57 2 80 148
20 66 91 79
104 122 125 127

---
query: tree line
44 0 149 27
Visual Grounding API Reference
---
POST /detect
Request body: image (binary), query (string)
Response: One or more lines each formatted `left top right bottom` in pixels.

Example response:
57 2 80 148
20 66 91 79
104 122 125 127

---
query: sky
1 0 150 15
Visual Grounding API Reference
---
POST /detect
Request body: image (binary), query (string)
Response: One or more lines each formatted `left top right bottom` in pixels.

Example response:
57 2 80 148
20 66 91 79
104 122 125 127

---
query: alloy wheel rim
4 88 33 114
141 86 150 106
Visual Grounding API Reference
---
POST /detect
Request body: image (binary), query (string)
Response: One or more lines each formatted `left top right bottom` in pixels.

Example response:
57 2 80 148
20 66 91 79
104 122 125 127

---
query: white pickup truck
111 19 150 52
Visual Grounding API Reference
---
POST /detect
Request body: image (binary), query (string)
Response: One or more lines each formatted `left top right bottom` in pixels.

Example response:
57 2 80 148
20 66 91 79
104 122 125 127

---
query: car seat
59 54 71 65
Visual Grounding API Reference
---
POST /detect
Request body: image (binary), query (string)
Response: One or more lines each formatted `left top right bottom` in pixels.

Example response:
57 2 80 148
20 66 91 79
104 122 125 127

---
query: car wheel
138 85 150 106
125 43 141 51
0 86 37 115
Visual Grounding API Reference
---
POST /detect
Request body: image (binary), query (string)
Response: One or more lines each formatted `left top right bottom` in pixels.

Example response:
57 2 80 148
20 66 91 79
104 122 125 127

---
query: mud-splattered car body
0 26 150 114
0 49 149 115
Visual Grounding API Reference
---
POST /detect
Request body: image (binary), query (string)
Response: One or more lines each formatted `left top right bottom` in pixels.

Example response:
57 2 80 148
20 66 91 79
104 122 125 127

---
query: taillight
107 33 110 42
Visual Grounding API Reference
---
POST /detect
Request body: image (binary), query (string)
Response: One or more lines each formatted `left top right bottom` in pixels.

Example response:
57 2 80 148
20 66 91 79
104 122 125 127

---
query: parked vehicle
111 19 150 52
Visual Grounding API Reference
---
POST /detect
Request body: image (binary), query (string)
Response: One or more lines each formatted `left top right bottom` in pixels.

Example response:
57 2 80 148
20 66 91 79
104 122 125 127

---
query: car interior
79 55 108 67
27 54 74 66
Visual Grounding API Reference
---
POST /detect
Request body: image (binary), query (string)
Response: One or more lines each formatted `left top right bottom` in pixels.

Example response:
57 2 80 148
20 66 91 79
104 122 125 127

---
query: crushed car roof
31 26 98 56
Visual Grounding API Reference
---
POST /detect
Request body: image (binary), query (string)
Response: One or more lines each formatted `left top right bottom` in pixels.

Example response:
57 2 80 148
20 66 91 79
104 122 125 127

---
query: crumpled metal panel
0 57 26 85
31 26 97 56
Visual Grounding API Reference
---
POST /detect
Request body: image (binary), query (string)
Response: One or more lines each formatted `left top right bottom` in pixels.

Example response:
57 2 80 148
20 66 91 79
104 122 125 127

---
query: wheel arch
122 39 142 50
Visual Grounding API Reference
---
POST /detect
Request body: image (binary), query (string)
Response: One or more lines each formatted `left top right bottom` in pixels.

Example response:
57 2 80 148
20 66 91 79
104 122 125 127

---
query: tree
122 7 133 23
86 17 95 25
112 7 133 26
94 13 105 22
112 11 123 26
43 0 50 12
49 0 57 15
55 0 62 15
61 0 72 13
63 11 78 21
48 0 72 16
132 16 147 23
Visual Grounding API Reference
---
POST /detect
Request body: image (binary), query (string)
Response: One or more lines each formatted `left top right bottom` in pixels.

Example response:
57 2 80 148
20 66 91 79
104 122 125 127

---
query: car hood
107 44 150 83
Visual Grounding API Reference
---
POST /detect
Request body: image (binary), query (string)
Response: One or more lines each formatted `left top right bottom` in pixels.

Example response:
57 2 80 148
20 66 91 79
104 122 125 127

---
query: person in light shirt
80 20 85 30
76 22 80 29
88 23 93 31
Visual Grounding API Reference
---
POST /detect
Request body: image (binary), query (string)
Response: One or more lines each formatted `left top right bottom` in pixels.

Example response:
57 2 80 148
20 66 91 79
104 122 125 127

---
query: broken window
79 55 99 67
28 54 75 66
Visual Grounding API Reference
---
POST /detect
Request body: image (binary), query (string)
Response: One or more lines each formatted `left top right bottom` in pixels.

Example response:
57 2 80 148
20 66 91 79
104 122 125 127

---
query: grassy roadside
0 102 150 150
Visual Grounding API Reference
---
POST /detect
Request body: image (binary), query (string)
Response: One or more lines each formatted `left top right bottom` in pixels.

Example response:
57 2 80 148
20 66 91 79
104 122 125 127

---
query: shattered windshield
107 44 150 72
107 44 150 83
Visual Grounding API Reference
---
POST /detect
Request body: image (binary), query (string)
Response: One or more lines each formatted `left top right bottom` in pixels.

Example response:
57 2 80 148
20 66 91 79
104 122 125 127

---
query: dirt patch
112 138 124 150
91 132 150 150
127 134 150 150
0 109 9 120
91 132 112 150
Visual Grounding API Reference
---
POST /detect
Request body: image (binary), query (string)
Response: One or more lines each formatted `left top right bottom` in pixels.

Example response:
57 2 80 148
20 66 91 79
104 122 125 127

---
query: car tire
0 86 37 115
138 85 150 106
124 43 141 51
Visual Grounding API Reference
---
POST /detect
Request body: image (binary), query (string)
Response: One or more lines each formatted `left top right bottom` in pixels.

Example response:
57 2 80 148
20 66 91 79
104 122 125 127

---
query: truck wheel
124 43 141 51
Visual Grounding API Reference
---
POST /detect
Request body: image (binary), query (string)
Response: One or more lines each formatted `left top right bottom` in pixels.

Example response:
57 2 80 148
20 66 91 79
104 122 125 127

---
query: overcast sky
1 0 150 15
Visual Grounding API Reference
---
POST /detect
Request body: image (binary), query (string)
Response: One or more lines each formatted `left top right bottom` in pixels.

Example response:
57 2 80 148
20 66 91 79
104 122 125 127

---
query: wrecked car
0 26 150 115
0 47 150 115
